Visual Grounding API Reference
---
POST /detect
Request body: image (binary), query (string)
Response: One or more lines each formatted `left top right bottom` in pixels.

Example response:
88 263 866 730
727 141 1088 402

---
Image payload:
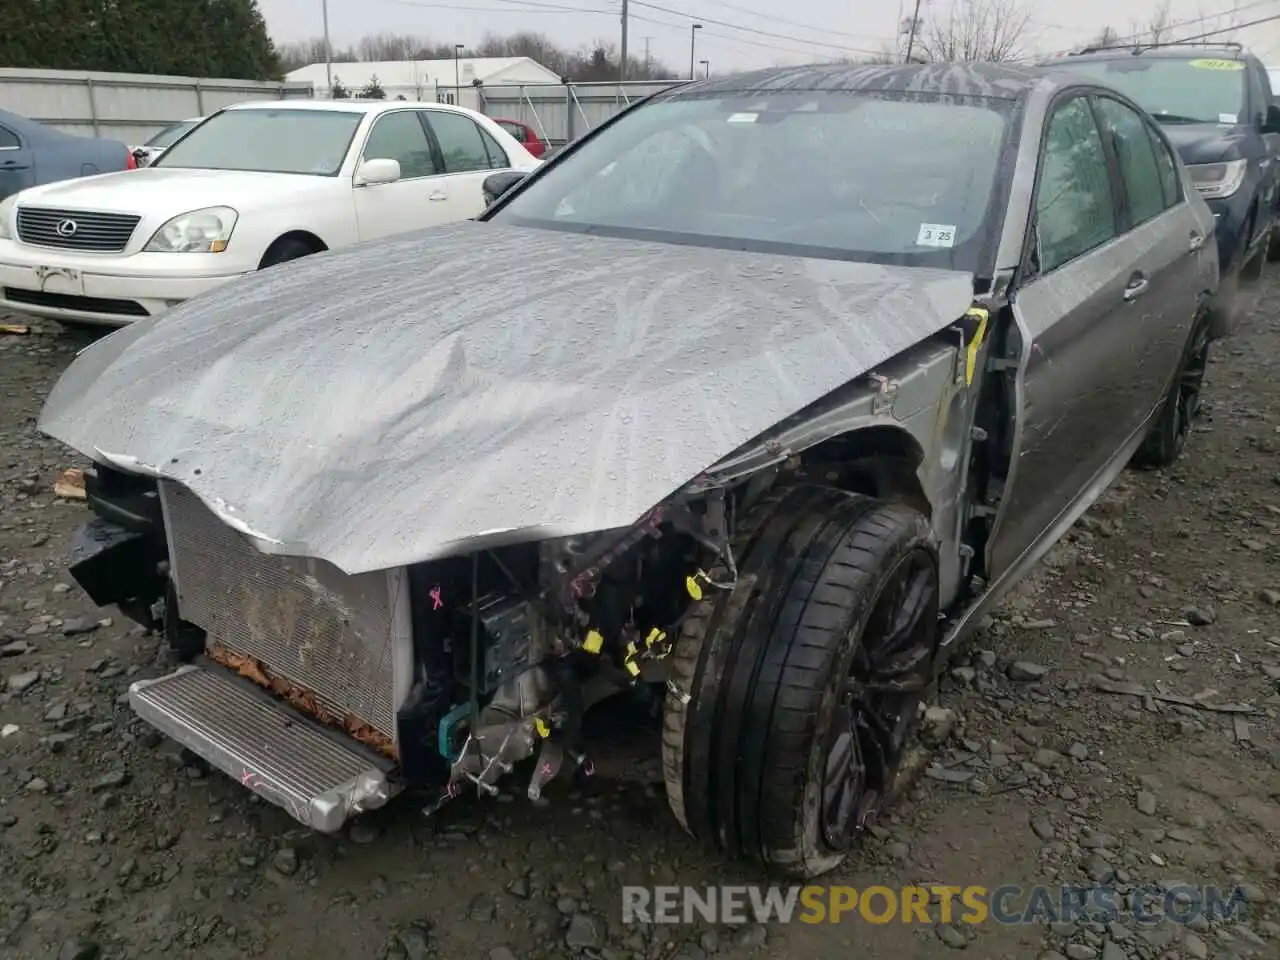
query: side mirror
1262 103 1280 134
356 157 401 185
482 170 527 206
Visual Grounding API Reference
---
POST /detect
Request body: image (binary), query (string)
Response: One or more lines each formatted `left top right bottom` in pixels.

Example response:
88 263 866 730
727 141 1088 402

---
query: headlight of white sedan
144 206 238 253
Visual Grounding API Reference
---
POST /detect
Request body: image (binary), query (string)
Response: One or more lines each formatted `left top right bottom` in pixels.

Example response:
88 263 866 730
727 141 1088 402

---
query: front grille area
160 482 403 737
3 287 149 317
16 206 141 252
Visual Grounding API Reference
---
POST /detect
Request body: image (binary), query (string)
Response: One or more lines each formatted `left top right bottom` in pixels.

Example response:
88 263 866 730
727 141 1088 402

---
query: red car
493 118 546 158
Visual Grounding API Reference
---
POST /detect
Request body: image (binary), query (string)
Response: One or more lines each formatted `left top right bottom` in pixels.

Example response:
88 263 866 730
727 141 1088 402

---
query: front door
353 109 452 242
987 92 1194 581
0 121 34 201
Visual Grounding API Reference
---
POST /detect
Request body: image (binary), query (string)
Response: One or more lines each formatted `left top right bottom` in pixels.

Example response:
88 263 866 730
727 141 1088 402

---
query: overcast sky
257 0 1280 75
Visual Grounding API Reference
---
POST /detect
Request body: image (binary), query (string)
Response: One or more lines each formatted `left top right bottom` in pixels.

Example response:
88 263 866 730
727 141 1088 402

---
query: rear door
352 108 448 241
421 109 513 220
990 92 1179 580
0 120 35 200
1092 92 1203 383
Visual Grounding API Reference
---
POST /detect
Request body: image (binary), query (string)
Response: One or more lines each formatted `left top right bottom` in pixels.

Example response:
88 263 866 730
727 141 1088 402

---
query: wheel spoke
821 545 939 850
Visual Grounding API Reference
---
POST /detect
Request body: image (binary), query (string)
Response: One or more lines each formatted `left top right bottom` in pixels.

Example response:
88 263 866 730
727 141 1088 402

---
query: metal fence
0 68 314 142
464 81 685 145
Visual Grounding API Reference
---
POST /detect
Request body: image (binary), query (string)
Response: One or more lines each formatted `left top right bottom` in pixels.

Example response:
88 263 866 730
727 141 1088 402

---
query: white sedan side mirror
356 158 401 186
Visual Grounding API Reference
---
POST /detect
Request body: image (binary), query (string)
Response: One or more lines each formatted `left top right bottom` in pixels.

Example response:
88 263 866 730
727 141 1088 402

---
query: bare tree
1147 0 1173 42
914 0 1032 63
1088 25 1122 47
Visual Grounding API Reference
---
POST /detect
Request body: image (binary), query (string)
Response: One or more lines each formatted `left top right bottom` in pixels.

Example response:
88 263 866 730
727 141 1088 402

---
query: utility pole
903 0 923 62
620 0 629 81
322 0 333 91
689 23 702 80
644 37 652 72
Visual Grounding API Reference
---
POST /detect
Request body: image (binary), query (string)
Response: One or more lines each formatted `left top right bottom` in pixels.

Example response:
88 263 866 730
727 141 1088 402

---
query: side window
1035 97 1118 274
1094 97 1168 226
498 121 524 140
478 126 510 169
1247 63 1268 125
425 111 492 173
0 124 20 149
362 111 438 179
1145 123 1183 209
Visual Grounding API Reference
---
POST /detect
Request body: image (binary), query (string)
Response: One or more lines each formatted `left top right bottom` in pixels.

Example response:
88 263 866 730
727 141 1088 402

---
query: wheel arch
258 230 328 268
797 425 932 519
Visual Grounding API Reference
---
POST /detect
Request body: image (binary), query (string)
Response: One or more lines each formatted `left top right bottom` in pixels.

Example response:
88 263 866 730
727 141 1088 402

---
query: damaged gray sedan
40 63 1219 879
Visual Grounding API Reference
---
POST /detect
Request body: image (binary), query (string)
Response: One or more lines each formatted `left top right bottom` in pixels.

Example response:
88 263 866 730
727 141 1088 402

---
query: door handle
1189 231 1205 251
428 191 448 201
1123 273 1149 301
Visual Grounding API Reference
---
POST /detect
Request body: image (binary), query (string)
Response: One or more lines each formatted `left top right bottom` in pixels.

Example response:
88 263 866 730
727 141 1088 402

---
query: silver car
41 62 1218 880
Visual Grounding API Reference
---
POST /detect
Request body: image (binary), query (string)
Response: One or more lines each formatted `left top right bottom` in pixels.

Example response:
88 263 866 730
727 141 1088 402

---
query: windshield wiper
1153 113 1220 124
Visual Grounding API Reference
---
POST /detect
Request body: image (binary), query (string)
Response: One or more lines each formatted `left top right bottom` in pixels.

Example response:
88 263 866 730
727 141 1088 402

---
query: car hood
17 167 334 213
40 221 975 575
1158 122 1245 164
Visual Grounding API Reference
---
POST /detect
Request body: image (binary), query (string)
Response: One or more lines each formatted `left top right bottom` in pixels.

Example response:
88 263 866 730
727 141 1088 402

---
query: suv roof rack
1071 39 1244 56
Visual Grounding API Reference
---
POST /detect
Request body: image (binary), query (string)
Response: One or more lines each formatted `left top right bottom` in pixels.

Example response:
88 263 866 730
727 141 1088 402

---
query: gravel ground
1 291 1278 960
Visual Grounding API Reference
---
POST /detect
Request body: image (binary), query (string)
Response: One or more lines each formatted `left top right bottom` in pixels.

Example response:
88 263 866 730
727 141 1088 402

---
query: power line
626 10 844 59
692 0 892 44
1166 11 1280 41
629 0 886 55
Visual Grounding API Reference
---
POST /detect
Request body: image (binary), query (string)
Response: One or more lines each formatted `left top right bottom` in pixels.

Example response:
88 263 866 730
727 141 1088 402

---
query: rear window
1044 56 1247 124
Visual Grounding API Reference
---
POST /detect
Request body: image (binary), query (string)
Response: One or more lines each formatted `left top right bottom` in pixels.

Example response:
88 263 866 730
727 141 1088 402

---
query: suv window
499 120 525 140
0 124 19 149
1094 97 1167 226
1247 62 1268 125
363 111 438 178
1035 97 1118 273
1145 123 1183 209
426 111 493 173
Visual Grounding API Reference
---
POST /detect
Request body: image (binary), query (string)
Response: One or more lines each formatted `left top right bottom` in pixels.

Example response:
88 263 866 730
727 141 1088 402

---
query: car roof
673 62 1056 102
1042 43 1250 65
223 98 479 118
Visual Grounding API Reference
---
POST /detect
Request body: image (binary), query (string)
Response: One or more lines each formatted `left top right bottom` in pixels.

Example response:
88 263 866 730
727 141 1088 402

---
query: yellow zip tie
964 307 989 387
685 574 704 601
534 717 550 738
583 629 604 654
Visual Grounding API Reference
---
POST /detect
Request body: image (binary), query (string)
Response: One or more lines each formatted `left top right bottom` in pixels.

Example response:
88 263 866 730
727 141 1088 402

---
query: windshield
490 90 1013 270
145 119 200 149
1048 57 1246 124
153 109 363 175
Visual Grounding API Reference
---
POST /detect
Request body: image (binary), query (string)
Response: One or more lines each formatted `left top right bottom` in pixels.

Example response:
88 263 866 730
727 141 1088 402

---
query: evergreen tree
331 78 349 99
0 0 282 80
358 75 385 99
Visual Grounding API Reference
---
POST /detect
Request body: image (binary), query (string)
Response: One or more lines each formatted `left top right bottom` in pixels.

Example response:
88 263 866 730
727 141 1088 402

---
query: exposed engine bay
77 463 756 818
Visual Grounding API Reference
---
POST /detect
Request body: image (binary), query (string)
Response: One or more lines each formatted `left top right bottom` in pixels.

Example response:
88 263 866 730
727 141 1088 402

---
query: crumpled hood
40 220 974 574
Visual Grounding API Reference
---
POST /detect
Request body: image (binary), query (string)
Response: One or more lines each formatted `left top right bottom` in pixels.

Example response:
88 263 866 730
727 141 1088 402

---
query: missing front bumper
129 663 399 832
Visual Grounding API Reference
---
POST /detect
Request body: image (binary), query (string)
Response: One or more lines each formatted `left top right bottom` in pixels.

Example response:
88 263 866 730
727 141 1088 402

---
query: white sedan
0 99 541 327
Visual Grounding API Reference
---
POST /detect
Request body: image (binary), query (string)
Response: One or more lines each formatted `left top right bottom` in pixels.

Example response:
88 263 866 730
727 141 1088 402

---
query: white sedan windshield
493 91 1011 267
153 109 363 176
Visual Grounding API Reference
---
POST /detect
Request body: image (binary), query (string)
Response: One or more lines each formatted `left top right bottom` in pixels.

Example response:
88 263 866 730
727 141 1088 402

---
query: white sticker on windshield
917 223 957 248
727 112 758 123
1219 112 1238 124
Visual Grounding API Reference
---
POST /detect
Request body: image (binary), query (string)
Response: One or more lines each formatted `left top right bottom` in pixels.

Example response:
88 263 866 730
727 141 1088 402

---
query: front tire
662 485 940 879
259 237 316 269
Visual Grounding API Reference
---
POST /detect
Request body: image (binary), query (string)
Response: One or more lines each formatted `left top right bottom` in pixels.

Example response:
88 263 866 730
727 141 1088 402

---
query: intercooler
158 481 413 742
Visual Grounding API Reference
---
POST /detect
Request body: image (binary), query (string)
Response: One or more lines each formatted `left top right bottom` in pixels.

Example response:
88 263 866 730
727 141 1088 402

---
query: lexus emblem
55 219 78 237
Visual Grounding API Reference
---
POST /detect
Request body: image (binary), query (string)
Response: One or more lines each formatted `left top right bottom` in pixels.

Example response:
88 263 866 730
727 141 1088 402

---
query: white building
284 57 561 110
